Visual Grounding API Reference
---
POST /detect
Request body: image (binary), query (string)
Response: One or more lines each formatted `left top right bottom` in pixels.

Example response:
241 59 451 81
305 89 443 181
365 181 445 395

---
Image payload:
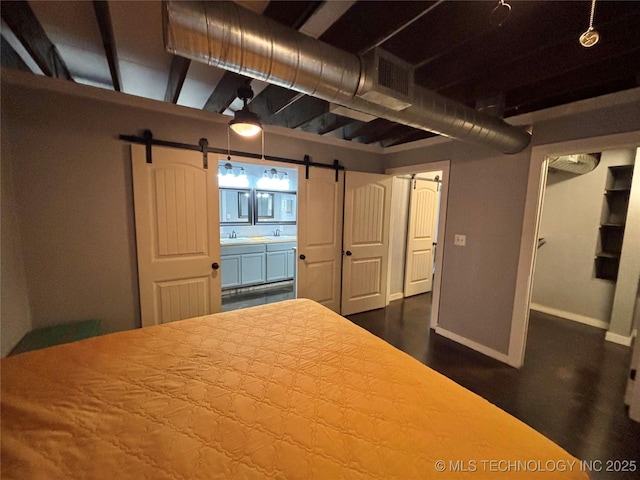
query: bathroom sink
220 237 251 243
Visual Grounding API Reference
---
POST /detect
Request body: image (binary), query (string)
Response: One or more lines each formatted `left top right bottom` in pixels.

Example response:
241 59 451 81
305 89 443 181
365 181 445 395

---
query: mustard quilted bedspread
1 299 589 479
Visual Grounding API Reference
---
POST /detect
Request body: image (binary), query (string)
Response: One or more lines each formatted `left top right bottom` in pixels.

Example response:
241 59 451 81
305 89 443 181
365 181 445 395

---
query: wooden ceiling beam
358 123 409 145
298 113 354 135
203 72 251 114
164 55 191 103
249 86 301 120
267 96 329 129
0 35 30 72
319 1 439 55
1 0 73 80
344 118 397 143
380 128 437 148
92 1 121 91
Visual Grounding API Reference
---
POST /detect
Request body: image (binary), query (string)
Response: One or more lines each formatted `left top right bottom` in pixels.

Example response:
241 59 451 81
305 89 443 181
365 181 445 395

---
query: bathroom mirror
219 188 252 224
255 190 297 224
255 191 274 219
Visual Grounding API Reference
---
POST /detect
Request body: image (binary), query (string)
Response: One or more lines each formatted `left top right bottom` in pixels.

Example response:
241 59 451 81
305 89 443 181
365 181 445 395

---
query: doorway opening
529 147 638 339
385 161 450 328
218 158 298 311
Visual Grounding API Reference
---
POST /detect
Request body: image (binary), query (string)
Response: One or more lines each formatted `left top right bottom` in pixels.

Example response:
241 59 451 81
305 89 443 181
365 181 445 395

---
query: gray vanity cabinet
221 242 295 289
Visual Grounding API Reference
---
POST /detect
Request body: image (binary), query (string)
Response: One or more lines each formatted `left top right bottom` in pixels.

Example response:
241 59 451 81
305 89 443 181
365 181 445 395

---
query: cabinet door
241 253 266 285
221 255 242 289
266 251 287 282
287 250 295 279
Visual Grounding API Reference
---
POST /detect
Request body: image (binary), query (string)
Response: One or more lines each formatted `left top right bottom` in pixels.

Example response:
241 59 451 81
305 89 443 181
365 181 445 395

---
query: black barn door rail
119 130 344 181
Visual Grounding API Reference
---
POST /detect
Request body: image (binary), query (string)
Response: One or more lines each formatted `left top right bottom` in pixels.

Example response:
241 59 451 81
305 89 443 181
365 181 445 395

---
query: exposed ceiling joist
164 55 190 103
203 72 250 113
355 121 408 145
268 95 329 129
0 35 30 72
3 0 638 150
298 1 357 38
92 0 121 91
380 128 438 148
1 0 73 80
298 112 354 135
249 86 301 120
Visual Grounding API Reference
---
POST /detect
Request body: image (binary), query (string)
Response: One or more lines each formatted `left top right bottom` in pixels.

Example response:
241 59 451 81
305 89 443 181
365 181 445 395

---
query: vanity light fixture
257 168 290 190
217 162 249 188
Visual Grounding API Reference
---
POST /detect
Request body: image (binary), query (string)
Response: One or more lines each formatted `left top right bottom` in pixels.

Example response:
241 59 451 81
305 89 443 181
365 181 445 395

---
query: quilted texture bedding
1 298 588 479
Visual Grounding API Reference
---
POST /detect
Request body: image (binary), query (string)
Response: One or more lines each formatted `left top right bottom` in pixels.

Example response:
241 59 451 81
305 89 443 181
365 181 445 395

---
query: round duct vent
546 153 600 174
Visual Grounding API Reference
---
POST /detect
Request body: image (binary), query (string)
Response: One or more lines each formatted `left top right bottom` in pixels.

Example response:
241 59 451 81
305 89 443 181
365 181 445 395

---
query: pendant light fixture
229 86 262 137
579 0 600 47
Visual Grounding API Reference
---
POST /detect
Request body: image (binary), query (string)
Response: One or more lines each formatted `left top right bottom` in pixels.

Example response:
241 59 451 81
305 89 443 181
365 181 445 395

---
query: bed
1 299 589 479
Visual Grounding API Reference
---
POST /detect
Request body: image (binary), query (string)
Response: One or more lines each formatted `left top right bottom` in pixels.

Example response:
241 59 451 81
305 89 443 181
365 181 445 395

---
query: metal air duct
546 153 600 174
163 1 531 154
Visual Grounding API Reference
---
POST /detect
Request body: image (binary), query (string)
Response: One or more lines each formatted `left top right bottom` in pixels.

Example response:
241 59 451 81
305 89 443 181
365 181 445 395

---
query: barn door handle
211 262 220 270
299 254 306 260
345 251 352 256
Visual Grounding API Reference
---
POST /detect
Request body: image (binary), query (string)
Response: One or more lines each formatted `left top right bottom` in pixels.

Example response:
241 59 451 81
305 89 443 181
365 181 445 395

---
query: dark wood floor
348 293 640 480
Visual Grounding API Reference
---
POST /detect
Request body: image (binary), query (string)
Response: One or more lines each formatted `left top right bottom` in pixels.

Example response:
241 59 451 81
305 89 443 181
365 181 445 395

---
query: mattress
1 298 589 479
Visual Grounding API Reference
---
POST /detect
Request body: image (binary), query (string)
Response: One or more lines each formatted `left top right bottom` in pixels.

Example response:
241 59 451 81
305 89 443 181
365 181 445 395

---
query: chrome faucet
274 229 281 237
229 230 237 239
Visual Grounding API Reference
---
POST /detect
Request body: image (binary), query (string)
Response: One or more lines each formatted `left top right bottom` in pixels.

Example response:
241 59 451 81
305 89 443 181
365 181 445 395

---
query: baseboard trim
389 293 404 302
605 331 633 346
530 303 609 330
434 326 514 367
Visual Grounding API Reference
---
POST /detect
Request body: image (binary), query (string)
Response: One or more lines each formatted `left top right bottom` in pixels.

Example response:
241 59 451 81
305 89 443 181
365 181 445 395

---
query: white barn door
131 145 221 327
404 179 439 297
297 167 344 313
342 172 392 315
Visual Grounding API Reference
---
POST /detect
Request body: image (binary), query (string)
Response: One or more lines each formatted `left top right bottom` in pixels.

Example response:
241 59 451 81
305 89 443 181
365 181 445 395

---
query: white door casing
297 167 344 313
404 179 439 297
131 145 221 327
342 172 392 316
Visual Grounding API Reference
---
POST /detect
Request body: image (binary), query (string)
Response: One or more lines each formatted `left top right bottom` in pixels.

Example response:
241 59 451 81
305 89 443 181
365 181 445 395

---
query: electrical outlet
454 234 466 246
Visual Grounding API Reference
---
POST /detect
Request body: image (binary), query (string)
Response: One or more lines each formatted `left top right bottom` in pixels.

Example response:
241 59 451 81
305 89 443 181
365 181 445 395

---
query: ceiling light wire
490 0 511 27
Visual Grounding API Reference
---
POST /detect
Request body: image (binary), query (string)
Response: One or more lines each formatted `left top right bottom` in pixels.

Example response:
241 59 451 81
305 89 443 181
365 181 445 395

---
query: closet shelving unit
595 165 634 281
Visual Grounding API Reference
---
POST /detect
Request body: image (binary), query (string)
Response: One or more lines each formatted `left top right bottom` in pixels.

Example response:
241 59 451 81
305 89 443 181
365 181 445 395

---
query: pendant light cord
588 0 597 31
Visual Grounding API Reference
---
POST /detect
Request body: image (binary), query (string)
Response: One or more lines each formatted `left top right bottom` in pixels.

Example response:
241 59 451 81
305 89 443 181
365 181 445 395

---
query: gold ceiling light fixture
229 86 262 137
579 0 600 47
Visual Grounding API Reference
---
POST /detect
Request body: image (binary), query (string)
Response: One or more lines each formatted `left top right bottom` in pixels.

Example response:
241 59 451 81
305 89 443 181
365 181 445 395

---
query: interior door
131 144 221 327
404 179 439 297
297 167 344 313
342 172 392 315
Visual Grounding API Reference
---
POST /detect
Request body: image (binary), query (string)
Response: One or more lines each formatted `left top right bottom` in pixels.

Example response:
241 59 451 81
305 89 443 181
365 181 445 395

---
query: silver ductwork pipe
547 153 600 174
163 1 531 154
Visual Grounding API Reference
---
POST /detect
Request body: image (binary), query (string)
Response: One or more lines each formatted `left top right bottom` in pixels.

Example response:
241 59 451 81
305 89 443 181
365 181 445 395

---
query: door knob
345 250 352 256
299 254 306 260
211 262 220 270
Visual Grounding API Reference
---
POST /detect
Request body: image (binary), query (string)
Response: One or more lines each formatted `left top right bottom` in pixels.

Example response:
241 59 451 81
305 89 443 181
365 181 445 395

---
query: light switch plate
454 234 466 246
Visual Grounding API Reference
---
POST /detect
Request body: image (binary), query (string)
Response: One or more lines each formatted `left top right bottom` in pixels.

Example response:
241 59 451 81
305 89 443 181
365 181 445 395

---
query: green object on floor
9 319 101 356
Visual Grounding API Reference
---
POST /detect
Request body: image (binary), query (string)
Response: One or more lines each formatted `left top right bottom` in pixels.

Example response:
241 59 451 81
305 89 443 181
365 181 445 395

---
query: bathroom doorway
218 158 298 311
